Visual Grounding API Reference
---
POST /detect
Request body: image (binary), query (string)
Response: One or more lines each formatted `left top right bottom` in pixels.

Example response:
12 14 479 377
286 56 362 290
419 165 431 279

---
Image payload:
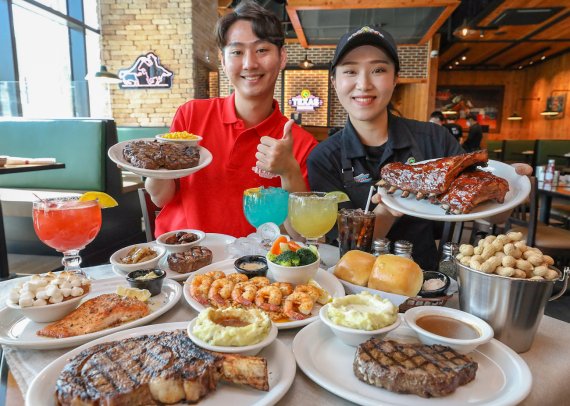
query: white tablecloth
2 263 570 405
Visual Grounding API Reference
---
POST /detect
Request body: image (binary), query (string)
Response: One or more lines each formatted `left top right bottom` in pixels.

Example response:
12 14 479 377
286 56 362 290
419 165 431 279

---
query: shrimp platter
186 270 331 323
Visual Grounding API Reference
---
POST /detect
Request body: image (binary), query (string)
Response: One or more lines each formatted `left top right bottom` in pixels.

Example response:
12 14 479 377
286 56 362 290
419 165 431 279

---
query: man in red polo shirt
146 1 317 238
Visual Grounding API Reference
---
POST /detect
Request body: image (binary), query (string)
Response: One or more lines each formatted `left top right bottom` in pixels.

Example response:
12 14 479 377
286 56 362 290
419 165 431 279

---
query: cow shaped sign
118 52 173 89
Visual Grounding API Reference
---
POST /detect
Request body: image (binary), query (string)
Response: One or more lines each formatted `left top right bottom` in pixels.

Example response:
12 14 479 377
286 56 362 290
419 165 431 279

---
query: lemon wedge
116 286 151 302
308 278 332 304
326 191 350 203
79 191 118 208
244 187 261 196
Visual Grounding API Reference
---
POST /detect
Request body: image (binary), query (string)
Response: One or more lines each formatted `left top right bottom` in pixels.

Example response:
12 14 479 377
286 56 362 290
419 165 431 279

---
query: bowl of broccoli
266 244 320 285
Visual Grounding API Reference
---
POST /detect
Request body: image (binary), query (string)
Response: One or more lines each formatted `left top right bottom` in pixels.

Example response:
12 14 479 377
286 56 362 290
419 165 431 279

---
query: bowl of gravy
403 306 494 354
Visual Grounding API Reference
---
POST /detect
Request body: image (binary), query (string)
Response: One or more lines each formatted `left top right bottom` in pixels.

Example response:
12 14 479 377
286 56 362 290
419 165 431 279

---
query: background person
463 112 483 152
443 114 463 142
429 110 445 125
145 1 317 238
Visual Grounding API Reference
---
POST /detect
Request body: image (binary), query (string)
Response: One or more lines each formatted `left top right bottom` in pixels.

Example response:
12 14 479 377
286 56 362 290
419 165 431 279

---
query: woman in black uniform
307 26 529 271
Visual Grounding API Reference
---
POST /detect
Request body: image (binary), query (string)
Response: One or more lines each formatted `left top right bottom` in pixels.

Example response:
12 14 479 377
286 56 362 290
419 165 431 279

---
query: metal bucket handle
550 266 570 302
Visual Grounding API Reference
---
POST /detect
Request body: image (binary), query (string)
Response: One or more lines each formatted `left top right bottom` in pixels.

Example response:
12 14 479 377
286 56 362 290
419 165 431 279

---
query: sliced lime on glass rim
325 191 350 203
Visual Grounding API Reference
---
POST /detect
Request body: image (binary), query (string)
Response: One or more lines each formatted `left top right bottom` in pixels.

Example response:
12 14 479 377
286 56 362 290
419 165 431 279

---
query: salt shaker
439 242 458 279
372 238 391 256
394 240 413 259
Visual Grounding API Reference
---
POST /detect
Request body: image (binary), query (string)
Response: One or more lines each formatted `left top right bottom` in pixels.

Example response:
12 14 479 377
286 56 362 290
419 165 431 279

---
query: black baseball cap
330 26 400 73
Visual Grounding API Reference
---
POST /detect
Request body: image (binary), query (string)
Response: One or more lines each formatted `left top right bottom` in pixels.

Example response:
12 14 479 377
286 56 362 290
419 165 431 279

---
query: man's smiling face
222 19 286 101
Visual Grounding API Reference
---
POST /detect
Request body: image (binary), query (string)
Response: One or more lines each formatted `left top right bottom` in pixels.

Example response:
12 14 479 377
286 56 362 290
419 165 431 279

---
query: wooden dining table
1 258 570 405
0 163 65 280
537 182 570 224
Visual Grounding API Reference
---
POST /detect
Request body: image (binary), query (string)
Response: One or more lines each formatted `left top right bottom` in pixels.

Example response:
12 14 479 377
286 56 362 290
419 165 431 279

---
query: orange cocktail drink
33 198 102 271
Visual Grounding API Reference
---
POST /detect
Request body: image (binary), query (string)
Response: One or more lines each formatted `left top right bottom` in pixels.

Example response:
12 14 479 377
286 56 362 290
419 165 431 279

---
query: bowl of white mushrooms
5 271 91 322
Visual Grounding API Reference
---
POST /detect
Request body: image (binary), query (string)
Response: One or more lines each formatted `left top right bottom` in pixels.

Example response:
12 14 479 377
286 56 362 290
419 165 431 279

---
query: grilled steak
55 330 269 406
123 140 200 170
354 338 478 398
37 294 149 338
167 246 213 274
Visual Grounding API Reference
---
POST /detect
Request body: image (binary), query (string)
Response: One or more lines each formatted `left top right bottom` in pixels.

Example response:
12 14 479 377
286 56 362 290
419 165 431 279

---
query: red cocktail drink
33 198 102 272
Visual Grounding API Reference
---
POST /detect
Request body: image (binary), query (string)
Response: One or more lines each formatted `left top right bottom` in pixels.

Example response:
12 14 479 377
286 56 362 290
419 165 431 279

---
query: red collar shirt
155 94 318 238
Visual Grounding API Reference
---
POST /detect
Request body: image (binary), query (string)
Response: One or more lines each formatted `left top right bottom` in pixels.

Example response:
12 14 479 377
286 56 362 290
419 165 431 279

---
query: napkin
4 156 56 165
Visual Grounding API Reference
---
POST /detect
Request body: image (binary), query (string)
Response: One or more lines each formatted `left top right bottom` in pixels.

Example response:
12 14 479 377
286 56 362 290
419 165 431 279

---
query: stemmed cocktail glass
288 192 338 247
32 197 102 275
243 186 289 228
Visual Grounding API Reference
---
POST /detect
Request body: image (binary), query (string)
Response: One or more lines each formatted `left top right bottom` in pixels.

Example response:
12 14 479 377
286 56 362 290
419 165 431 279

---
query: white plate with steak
0 278 181 350
112 233 236 281
183 259 345 330
293 321 532 405
379 159 530 222
26 322 296 406
108 138 213 179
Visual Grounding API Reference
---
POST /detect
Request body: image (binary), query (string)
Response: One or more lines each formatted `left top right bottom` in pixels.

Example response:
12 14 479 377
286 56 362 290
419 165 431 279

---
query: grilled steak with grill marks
55 330 269 406
123 140 200 170
354 338 478 398
167 246 213 274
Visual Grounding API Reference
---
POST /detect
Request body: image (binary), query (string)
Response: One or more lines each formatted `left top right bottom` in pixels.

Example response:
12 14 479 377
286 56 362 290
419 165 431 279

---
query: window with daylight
0 0 102 118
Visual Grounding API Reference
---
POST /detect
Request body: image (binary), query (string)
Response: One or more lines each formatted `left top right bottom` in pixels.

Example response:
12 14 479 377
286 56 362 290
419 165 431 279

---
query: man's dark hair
215 1 285 50
430 111 445 122
466 113 478 121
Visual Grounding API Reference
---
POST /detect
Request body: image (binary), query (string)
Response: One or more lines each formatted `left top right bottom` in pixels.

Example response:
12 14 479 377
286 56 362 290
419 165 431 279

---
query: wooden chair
505 177 570 268
138 188 160 242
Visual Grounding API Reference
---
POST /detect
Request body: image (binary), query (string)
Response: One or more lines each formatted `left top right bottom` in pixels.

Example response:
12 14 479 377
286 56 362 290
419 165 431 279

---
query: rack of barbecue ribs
377 150 510 214
438 170 509 214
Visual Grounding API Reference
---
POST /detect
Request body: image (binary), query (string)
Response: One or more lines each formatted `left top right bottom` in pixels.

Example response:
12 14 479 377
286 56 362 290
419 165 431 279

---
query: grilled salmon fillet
55 330 269 405
37 293 149 338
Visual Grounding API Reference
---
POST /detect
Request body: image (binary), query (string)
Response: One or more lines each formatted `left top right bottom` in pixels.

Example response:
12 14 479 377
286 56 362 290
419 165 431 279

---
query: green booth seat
535 139 570 167
502 140 537 166
485 140 505 161
0 118 145 267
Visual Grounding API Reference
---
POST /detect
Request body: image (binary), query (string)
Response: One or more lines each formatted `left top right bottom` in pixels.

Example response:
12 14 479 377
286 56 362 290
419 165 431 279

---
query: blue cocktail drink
243 187 289 228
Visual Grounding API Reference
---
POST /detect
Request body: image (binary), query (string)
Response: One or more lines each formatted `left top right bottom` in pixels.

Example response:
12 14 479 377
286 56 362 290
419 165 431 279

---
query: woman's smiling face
332 45 397 125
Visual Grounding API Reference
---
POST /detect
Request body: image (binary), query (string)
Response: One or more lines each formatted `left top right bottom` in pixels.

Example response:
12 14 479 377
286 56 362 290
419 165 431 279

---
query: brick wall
100 0 217 126
100 0 428 127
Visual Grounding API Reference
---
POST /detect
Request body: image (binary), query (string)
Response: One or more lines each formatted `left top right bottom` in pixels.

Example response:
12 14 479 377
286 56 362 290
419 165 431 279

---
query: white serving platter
26 322 296 406
0 277 181 350
379 159 531 222
108 138 212 179
183 258 345 329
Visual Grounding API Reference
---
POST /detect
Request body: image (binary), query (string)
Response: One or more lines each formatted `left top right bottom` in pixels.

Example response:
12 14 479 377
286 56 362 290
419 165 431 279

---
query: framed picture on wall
435 86 504 133
545 91 566 119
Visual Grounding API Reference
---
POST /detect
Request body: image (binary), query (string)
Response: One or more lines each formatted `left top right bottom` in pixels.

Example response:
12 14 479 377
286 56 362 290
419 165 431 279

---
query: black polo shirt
307 114 464 271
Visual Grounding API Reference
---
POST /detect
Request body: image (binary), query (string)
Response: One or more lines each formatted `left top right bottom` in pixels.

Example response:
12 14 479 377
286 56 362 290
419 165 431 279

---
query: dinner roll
367 254 423 297
333 250 377 286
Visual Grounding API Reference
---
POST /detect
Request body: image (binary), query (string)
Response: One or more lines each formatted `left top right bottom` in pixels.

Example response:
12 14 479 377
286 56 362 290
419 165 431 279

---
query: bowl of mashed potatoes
187 307 277 356
319 291 400 346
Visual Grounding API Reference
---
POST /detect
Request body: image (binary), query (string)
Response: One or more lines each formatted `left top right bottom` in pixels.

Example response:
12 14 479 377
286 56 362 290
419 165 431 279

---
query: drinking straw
364 185 375 214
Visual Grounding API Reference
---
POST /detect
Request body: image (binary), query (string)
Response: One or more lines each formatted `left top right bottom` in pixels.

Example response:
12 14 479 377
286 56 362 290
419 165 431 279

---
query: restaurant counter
1 264 569 405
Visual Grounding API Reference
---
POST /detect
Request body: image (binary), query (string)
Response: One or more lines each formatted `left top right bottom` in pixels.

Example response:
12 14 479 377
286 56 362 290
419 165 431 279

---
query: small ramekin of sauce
126 269 165 296
404 306 494 354
419 271 450 298
234 255 268 278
